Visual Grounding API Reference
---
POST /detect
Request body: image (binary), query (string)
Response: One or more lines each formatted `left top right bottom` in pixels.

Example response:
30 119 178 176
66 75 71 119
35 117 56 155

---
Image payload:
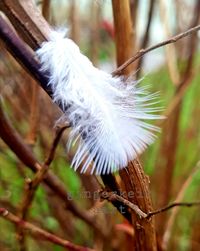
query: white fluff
36 31 163 175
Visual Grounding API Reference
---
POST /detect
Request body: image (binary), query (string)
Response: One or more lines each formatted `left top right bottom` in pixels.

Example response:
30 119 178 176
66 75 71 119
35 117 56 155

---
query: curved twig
112 24 200 76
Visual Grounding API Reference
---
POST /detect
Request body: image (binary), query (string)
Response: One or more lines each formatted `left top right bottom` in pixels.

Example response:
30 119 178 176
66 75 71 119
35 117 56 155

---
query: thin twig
158 0 180 85
147 202 200 219
100 190 200 220
162 160 200 248
26 80 40 146
0 208 94 251
100 174 132 222
45 124 70 166
17 125 69 245
112 24 200 76
158 70 195 124
136 0 155 78
99 190 147 218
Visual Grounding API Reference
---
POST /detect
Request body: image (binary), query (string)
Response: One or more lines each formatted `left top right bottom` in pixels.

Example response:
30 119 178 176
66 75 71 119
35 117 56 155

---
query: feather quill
36 31 163 175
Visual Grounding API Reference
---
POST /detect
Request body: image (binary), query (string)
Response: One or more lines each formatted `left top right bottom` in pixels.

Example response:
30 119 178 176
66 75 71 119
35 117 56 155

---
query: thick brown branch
111 2 157 251
136 0 155 77
112 0 134 75
0 15 53 96
0 0 50 48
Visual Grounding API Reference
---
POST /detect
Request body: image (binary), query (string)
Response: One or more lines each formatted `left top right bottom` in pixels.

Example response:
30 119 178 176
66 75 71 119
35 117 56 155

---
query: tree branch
17 125 70 249
100 190 200 220
0 208 94 251
147 202 200 219
0 99 104 236
163 160 200 248
101 174 132 222
112 24 200 76
111 2 157 250
99 190 147 218
0 15 52 96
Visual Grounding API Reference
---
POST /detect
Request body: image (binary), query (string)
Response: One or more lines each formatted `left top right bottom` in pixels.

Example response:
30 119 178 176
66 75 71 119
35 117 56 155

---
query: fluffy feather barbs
36 31 162 175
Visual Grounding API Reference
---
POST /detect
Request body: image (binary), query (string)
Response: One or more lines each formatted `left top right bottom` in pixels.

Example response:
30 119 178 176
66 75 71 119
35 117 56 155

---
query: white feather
36 31 163 175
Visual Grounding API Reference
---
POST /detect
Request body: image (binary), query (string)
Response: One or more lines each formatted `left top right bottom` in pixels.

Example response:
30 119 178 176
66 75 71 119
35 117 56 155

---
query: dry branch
163 160 200 249
0 0 50 48
99 190 147 218
136 0 155 77
112 0 134 75
100 190 200 219
101 174 132 222
147 202 200 218
26 80 40 146
0 208 94 251
17 125 69 248
112 2 157 251
0 99 104 236
158 0 180 85
112 24 200 76
0 15 52 96
45 125 69 166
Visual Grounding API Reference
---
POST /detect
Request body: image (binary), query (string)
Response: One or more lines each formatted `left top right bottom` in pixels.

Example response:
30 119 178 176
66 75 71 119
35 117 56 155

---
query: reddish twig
0 208 94 251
